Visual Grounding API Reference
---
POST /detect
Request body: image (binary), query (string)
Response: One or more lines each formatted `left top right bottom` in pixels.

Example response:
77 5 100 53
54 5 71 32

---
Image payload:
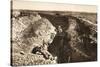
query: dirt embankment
11 10 97 66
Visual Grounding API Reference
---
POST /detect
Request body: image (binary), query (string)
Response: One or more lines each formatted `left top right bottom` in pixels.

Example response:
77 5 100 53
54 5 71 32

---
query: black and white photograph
11 0 97 66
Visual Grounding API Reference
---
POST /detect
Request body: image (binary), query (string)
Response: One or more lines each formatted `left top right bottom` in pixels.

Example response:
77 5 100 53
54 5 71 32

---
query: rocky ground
11 10 97 66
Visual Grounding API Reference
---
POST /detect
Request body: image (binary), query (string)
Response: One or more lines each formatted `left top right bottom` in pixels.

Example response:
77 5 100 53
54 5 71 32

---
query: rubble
11 10 57 66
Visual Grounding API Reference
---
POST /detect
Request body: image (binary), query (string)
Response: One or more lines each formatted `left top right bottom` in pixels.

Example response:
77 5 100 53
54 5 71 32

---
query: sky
12 0 97 13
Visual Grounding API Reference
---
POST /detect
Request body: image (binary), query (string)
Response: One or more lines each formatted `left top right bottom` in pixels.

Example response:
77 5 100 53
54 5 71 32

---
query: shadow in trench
48 27 72 63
